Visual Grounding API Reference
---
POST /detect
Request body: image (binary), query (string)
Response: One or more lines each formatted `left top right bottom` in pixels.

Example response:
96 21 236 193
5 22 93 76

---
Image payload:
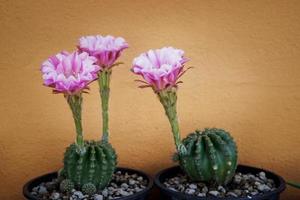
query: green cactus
82 183 97 195
63 140 117 189
176 128 238 185
60 179 75 193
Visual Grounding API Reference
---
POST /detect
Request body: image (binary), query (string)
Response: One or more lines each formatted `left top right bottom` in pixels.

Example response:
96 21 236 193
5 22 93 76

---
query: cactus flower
78 35 128 69
131 47 190 155
41 51 100 95
132 47 188 92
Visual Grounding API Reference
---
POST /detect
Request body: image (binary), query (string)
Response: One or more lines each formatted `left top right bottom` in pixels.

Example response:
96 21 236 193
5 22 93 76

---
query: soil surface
163 171 276 198
30 171 148 200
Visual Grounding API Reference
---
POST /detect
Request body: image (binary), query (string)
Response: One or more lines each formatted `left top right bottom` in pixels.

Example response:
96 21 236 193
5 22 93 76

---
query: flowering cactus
41 51 100 153
132 47 238 185
78 35 128 141
40 34 128 190
132 47 189 155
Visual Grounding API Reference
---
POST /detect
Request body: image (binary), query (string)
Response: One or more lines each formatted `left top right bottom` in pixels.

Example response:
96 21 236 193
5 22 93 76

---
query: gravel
49 192 60 200
163 171 276 198
209 190 220 196
94 195 103 200
30 171 148 200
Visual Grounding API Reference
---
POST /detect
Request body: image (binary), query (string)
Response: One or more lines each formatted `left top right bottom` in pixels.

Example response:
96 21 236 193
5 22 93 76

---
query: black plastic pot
155 165 286 200
23 167 153 200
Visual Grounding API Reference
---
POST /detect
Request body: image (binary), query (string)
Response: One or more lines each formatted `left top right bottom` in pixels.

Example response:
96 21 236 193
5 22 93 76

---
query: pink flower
78 35 128 70
132 47 189 91
41 51 100 95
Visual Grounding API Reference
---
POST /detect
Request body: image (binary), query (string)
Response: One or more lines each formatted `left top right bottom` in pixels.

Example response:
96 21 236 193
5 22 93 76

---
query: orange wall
0 0 300 199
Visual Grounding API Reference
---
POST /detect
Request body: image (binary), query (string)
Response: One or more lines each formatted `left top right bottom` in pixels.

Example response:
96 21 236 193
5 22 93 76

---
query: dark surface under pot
155 165 286 200
23 167 153 200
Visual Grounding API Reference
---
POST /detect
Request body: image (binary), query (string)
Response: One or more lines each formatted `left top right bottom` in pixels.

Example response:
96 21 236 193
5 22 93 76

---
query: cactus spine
176 128 238 185
63 140 117 189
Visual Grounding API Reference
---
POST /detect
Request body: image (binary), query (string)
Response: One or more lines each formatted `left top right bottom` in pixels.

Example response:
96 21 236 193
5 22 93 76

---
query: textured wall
0 0 300 199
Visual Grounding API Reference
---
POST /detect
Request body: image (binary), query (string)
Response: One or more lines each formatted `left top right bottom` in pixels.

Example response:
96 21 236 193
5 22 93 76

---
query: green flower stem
66 94 85 154
287 181 300 189
157 89 186 155
98 69 112 142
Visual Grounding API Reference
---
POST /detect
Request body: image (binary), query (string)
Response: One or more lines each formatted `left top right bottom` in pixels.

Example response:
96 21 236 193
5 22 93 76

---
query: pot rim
154 164 286 200
23 167 153 200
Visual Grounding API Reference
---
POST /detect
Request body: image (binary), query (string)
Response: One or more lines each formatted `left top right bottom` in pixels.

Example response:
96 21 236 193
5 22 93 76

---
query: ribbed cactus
82 183 97 195
176 128 238 185
59 179 75 193
63 140 117 190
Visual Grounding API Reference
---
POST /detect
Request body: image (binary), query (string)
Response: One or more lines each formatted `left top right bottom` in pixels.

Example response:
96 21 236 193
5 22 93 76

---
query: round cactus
82 183 97 195
176 128 238 185
60 179 75 193
63 140 117 189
